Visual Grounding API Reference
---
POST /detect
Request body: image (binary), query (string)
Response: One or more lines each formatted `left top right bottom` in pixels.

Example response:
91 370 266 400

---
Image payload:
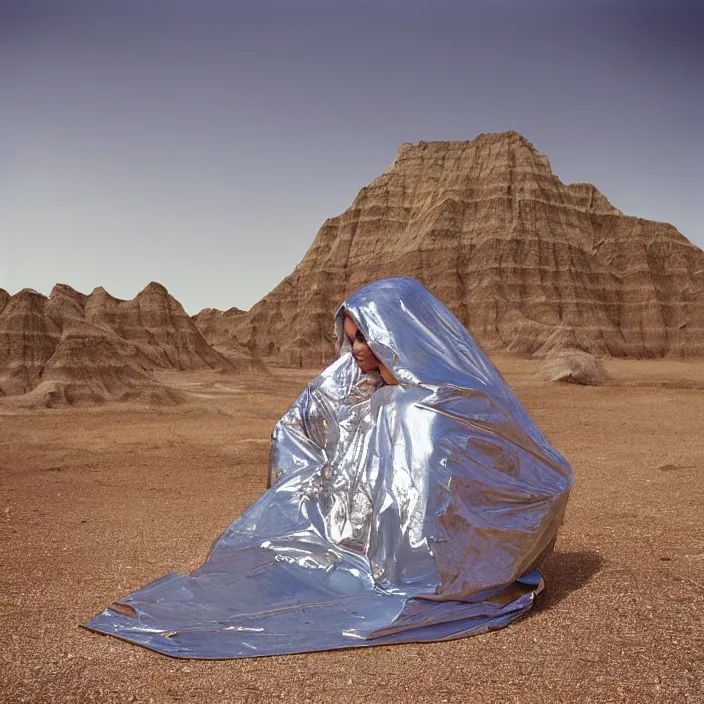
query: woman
84 277 572 659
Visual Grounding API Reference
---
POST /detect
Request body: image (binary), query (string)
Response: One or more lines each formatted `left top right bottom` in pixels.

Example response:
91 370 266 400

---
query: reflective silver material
83 277 572 659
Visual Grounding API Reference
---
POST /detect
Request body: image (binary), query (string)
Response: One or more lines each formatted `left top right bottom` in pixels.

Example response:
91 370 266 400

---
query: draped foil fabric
83 277 573 659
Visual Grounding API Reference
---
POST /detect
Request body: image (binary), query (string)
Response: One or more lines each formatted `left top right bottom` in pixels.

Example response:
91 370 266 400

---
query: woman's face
343 316 379 374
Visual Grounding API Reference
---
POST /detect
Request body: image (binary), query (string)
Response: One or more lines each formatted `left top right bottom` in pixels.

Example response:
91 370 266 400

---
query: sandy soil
1 358 702 703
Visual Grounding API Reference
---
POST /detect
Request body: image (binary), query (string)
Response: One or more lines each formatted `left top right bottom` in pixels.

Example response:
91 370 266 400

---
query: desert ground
1 357 702 703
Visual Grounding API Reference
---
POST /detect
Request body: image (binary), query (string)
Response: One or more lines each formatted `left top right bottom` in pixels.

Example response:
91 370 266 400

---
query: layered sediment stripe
203 131 703 366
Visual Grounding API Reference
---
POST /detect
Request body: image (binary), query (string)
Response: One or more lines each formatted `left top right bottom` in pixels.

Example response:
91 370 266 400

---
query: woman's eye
355 331 366 343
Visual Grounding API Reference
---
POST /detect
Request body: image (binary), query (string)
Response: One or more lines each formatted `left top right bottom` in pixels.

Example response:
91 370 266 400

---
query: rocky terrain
192 306 246 346
190 306 263 368
201 131 704 367
0 282 255 406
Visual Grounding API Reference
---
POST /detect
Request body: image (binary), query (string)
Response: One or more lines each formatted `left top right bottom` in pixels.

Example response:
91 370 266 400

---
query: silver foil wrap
83 277 573 658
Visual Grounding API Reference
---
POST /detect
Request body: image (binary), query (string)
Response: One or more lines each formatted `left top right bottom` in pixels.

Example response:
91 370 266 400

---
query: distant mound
192 306 246 344
206 131 704 367
22 320 186 408
0 282 258 406
85 282 235 371
190 306 262 368
539 349 611 386
0 289 61 395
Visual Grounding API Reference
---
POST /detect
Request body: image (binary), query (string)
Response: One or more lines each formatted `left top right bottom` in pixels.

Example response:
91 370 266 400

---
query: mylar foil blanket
83 277 573 659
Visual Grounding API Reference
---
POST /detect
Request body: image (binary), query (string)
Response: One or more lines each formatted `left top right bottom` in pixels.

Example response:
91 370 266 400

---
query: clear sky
2 0 702 314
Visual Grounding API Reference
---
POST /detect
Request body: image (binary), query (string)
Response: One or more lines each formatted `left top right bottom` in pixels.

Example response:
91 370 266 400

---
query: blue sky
2 0 702 313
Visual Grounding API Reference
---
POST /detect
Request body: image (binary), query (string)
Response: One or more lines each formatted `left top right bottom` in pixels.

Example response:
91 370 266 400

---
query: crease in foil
83 276 573 659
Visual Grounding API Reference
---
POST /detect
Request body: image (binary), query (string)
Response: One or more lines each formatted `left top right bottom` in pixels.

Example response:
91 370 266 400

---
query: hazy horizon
3 0 702 314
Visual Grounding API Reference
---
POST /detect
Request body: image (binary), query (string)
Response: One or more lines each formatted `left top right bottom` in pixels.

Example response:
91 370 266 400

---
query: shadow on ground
534 550 604 612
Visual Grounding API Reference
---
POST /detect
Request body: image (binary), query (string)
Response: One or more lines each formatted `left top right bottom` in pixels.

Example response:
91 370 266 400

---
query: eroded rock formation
0 288 10 316
539 349 611 386
208 131 704 367
84 282 233 371
192 307 246 345
190 306 258 368
0 289 61 395
0 282 251 405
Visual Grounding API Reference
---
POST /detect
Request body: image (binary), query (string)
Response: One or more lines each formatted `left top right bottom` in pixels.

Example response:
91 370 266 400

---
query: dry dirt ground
1 358 703 703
